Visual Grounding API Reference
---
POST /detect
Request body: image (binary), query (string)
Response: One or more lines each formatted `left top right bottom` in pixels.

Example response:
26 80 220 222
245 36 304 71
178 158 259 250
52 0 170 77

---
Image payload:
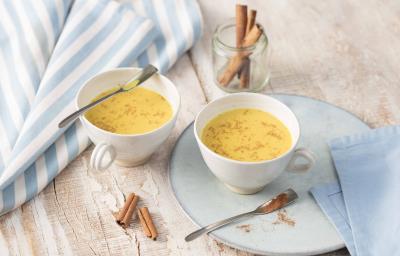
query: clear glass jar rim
213 18 268 52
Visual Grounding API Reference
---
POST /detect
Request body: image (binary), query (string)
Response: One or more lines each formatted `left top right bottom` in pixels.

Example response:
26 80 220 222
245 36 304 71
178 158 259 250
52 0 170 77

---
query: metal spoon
58 64 158 128
185 188 298 242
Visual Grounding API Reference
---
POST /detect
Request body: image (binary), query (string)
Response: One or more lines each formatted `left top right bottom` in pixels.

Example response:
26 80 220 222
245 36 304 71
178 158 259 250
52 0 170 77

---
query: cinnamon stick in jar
240 9 257 88
239 58 250 88
246 10 257 35
236 4 247 80
218 24 263 86
236 4 247 47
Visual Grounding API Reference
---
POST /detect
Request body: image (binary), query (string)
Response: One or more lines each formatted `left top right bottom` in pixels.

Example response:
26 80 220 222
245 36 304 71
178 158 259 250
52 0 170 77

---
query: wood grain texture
2 0 400 255
191 0 400 127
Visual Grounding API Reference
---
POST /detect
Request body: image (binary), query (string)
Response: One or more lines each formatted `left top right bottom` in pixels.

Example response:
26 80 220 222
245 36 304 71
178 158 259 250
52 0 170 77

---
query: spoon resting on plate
185 188 298 242
58 64 158 129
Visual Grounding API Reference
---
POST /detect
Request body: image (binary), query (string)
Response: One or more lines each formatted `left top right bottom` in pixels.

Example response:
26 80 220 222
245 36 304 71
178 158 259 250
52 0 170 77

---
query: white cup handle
90 142 116 171
286 148 316 173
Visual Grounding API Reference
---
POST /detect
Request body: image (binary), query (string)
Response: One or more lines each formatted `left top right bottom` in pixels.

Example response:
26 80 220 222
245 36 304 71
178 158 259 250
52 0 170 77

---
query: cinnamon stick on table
218 24 263 86
138 207 158 240
240 9 257 88
116 193 139 228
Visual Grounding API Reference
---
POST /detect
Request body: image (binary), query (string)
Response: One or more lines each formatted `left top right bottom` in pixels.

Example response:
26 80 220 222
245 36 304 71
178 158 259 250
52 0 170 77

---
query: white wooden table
1 0 399 255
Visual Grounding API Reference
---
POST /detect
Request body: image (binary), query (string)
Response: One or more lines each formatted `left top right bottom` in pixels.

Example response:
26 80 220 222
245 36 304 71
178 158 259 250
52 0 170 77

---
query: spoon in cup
58 64 158 129
185 188 298 242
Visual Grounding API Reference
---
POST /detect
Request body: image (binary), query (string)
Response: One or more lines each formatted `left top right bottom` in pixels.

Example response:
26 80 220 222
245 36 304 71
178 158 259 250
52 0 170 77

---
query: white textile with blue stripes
0 0 202 215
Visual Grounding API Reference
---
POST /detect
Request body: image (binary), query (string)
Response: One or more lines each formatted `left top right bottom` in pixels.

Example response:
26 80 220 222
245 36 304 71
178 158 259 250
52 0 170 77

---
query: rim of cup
194 92 300 165
76 67 180 138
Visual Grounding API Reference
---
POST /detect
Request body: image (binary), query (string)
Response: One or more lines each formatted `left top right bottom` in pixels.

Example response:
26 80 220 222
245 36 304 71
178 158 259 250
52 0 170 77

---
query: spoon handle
58 88 122 128
124 64 158 89
185 211 253 242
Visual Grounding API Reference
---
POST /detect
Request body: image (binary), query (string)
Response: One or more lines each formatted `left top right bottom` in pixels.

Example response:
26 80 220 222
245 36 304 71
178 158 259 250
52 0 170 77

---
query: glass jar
212 19 270 92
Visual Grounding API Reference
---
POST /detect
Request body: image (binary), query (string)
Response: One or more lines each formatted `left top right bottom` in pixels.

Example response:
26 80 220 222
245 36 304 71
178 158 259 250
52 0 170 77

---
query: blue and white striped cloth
0 0 202 215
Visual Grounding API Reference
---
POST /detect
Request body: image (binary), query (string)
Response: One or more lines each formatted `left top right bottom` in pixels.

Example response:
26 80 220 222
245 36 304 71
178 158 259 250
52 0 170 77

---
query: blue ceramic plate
169 94 369 255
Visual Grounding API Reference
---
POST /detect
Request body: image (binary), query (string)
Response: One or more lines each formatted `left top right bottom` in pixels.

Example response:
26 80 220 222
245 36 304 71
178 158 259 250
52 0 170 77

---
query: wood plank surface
2 0 400 255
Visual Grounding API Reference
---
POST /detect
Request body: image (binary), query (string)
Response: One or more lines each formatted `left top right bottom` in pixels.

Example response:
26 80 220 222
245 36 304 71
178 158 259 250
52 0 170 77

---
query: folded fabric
311 183 357 256
0 0 202 215
311 126 400 256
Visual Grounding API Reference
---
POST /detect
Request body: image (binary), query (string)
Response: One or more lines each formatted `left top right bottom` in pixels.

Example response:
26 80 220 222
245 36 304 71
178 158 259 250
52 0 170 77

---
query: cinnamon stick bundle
116 193 139 228
138 207 158 240
218 24 263 86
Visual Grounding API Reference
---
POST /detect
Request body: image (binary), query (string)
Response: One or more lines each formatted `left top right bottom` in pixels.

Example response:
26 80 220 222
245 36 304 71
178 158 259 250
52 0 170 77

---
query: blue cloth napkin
0 0 202 215
311 126 400 256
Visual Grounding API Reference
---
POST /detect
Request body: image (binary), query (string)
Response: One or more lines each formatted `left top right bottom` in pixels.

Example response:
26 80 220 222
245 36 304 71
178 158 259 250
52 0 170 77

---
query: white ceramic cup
194 93 315 194
76 68 180 171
